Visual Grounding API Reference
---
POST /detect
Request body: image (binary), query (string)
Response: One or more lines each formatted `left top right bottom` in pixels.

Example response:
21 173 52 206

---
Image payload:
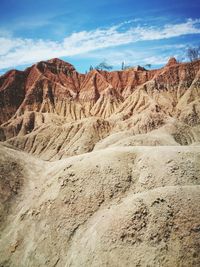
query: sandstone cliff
0 57 200 159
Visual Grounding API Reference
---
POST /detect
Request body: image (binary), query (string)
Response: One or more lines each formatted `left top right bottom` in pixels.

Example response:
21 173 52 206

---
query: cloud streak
0 18 200 70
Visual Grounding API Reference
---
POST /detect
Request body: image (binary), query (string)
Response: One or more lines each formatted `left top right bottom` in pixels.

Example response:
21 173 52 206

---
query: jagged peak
35 58 76 72
46 58 74 68
1 69 22 78
47 58 65 64
166 57 178 67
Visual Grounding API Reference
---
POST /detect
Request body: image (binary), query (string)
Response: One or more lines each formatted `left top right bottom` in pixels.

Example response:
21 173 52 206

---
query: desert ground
0 58 200 266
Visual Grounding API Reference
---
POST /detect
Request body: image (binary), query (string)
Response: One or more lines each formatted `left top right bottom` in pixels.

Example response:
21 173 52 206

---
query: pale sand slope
0 143 200 267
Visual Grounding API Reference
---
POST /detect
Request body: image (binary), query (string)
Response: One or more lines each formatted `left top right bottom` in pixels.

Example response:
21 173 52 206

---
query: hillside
0 57 200 267
1 57 200 159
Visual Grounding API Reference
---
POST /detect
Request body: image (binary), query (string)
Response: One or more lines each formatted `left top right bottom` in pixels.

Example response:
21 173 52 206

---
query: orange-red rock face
0 57 200 127
0 70 26 124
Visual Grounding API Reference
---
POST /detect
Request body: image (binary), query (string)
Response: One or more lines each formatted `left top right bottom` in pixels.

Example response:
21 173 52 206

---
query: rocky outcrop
0 58 200 158
165 57 178 67
0 58 199 123
0 70 26 124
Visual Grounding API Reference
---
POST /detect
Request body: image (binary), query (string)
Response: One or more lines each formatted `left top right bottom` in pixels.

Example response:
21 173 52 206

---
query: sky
0 0 200 74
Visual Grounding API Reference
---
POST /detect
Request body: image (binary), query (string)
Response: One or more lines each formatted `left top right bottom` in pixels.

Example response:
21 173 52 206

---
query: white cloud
134 19 200 40
0 18 200 70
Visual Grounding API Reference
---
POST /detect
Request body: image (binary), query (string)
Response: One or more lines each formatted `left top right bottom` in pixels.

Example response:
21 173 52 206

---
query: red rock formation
0 57 200 143
165 57 178 67
0 58 159 124
0 70 26 124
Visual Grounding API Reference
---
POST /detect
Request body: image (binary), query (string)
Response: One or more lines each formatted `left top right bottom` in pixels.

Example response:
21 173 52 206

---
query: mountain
0 57 200 267
0 57 200 159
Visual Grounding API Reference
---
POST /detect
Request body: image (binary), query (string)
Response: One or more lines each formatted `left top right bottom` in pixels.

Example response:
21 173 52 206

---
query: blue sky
0 0 200 74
